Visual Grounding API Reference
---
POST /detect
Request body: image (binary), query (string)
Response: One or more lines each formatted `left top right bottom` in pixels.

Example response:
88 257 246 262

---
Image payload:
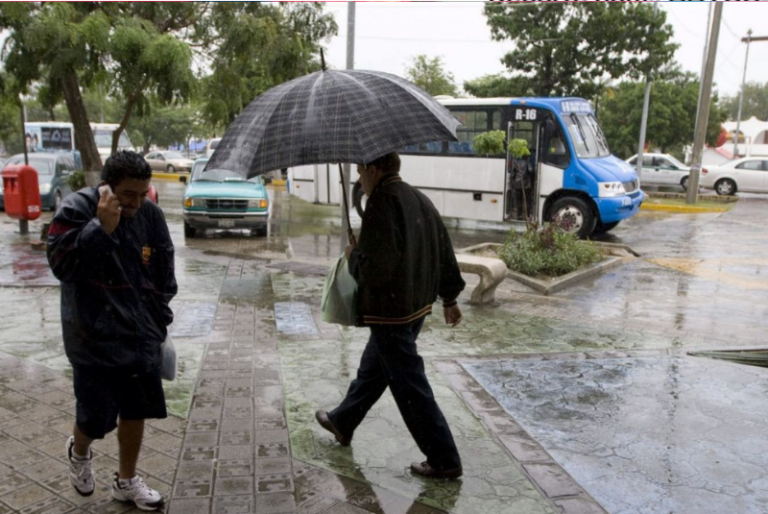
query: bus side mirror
179 176 187 184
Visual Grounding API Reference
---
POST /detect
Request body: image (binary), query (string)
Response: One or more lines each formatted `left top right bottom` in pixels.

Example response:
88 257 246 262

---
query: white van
206 138 221 157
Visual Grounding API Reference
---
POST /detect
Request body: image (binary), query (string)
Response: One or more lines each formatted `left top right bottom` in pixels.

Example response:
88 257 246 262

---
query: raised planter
457 241 637 295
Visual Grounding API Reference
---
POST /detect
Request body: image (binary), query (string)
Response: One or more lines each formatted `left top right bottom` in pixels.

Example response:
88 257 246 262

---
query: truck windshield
563 113 610 159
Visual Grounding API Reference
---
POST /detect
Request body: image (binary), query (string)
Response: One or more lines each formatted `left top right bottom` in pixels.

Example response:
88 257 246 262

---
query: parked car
0 152 79 211
206 138 222 157
699 157 768 195
144 151 194 173
626 153 691 191
180 157 270 238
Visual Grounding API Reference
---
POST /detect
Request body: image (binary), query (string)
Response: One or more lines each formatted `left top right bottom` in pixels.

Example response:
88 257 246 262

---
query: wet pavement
0 181 766 513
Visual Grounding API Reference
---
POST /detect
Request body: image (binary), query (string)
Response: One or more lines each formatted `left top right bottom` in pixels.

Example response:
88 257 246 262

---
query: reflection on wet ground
1 182 768 513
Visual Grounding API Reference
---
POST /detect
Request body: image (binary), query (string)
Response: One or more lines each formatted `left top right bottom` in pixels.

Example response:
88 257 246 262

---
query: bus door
535 114 570 223
503 107 541 223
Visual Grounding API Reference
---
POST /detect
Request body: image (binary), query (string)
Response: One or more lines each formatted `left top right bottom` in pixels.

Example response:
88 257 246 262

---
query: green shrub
498 224 603 277
68 170 86 191
472 130 506 156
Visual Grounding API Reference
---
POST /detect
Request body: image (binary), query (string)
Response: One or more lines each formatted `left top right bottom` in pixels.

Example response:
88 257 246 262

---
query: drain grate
274 302 319 336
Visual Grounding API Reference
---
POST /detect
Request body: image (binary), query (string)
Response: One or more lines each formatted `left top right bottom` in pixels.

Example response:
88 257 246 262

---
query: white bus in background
24 121 134 162
288 97 644 238
91 122 134 161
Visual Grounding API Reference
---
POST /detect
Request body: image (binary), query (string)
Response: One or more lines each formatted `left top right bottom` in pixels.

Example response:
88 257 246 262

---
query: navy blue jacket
47 187 177 371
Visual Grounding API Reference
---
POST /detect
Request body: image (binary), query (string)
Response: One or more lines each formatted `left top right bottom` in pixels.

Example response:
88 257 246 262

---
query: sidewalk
1 190 767 513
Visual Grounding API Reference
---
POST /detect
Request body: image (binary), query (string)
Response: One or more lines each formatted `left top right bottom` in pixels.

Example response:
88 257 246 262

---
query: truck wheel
680 176 689 191
184 220 197 238
547 197 596 239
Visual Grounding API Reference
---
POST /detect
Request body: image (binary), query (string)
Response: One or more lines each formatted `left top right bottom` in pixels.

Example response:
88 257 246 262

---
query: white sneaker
111 473 165 511
66 435 95 496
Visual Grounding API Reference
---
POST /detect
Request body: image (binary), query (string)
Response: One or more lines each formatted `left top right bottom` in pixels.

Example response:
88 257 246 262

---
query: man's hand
444 304 462 327
98 187 121 235
344 242 357 259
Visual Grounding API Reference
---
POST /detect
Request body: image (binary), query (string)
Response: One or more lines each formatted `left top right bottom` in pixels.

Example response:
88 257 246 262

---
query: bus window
562 113 610 159
542 117 570 168
448 108 502 156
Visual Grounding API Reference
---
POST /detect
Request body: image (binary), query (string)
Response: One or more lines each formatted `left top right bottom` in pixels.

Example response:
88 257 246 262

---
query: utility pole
693 3 713 144
635 2 660 183
340 1 355 251
733 30 752 158
686 2 723 204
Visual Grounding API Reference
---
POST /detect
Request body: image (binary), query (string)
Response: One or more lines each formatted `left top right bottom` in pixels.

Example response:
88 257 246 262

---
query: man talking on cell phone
46 151 176 511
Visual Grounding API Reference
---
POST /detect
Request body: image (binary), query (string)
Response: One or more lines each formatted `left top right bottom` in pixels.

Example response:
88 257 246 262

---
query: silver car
144 151 194 173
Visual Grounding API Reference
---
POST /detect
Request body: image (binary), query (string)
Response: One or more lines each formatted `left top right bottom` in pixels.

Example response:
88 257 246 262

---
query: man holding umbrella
316 151 465 479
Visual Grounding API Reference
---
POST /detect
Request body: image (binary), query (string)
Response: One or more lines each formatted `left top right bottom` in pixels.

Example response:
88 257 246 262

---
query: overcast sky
320 2 768 101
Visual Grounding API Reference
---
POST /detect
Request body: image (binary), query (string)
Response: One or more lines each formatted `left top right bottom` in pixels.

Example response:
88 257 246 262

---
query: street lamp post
733 30 752 158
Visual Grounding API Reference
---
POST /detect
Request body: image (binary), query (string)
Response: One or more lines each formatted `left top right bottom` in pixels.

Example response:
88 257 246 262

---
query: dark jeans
328 317 461 470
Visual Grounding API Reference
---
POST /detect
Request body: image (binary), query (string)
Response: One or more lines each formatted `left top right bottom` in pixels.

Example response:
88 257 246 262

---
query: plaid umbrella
206 69 460 178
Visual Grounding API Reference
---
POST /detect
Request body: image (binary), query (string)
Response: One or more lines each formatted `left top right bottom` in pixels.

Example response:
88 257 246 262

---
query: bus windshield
562 113 610 159
93 129 132 149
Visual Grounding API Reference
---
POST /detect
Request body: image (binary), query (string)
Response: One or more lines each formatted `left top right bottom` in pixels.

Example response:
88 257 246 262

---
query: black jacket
349 175 465 325
47 187 177 371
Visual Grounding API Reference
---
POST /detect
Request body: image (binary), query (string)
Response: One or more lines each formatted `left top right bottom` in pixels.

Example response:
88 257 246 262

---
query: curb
640 203 728 213
153 171 190 181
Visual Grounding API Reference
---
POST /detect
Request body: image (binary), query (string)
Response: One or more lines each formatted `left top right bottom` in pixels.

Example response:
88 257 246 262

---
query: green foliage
201 2 337 130
472 131 506 156
498 224 603 278
464 74 535 99
598 72 727 158
128 102 206 154
482 3 677 99
67 169 86 191
508 139 531 159
404 55 459 97
720 82 768 121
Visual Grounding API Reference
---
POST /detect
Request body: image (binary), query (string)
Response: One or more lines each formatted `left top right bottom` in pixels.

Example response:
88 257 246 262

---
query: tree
464 74 534 98
128 102 206 155
405 55 458 97
0 3 200 171
482 3 678 99
598 73 727 159
720 82 768 121
199 2 337 131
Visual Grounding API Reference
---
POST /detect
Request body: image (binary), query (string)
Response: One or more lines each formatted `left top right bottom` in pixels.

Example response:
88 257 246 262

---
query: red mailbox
2 164 42 221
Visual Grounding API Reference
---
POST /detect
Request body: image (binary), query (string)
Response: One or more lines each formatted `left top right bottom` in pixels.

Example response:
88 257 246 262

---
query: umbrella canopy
206 69 460 178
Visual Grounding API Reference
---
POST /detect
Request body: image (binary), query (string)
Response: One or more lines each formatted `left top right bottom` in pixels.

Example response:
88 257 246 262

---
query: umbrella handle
338 163 355 243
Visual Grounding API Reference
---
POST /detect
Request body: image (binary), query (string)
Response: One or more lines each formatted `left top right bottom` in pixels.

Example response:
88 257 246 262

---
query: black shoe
315 410 351 446
410 461 463 479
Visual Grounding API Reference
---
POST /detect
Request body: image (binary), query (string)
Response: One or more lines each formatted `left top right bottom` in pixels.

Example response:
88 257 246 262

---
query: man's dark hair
101 150 152 186
366 152 400 175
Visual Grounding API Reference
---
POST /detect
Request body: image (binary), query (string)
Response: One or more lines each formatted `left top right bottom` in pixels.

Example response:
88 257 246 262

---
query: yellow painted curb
641 203 728 213
153 172 190 181
271 179 287 186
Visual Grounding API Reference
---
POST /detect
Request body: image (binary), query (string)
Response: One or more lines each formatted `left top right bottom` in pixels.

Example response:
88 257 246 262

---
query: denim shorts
72 365 167 439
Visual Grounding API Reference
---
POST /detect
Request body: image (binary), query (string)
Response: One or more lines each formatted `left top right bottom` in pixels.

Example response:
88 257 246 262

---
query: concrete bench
455 254 508 305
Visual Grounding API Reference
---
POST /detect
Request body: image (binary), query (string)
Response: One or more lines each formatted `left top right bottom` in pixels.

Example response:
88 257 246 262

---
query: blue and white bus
289 97 644 238
24 121 134 163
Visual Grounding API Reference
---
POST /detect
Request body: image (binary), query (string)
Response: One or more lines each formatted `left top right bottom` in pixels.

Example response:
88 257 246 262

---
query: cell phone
98 184 113 196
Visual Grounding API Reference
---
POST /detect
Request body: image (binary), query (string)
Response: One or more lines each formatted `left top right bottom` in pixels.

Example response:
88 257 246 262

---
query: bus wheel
548 197 595 239
352 181 366 218
593 220 619 234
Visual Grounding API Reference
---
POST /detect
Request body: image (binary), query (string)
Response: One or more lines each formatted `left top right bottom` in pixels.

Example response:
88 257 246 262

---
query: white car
144 150 194 173
699 157 768 195
626 153 690 191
